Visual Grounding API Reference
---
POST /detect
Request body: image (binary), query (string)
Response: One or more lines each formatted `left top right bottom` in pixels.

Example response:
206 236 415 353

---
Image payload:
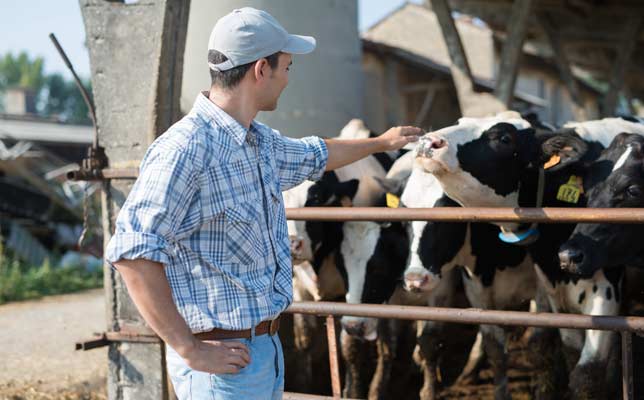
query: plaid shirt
105 93 328 332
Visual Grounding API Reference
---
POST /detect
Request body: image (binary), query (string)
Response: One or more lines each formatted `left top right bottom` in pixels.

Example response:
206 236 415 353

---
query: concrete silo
182 0 362 138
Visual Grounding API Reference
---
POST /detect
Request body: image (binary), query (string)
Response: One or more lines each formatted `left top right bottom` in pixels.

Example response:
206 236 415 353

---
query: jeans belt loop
269 318 279 335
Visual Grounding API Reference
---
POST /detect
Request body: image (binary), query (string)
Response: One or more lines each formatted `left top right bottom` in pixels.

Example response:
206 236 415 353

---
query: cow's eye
499 135 512 145
626 185 641 198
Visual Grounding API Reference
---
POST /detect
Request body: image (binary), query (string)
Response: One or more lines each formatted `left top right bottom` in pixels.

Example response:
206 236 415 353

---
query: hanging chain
77 183 91 249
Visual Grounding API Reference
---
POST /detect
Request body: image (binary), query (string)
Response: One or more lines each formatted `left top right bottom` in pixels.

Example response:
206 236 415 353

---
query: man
106 7 421 400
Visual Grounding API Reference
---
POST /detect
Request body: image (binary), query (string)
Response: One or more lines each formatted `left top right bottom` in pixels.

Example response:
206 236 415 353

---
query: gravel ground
0 289 107 400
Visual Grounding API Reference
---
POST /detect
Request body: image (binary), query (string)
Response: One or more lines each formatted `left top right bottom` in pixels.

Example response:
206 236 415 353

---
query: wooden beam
400 81 449 94
385 58 403 125
494 0 534 107
414 85 438 127
430 0 506 116
603 17 642 117
0 158 83 220
539 12 587 121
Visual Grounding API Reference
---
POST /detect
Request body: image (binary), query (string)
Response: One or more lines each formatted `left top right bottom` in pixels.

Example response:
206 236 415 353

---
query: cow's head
378 167 467 294
285 173 359 266
340 183 409 341
416 112 587 229
559 133 644 276
402 193 466 293
340 220 409 340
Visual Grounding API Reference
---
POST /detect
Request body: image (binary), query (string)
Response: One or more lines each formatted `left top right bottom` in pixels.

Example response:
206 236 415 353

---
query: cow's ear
373 176 407 197
540 134 588 171
337 179 359 200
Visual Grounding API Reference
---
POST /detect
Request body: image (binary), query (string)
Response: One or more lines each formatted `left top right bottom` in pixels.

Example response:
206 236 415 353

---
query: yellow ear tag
544 154 561 170
386 193 400 208
556 175 583 204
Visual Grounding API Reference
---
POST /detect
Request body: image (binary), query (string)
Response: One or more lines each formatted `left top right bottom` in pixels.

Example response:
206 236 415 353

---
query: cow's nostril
431 138 446 149
404 273 429 290
559 247 584 268
570 250 584 264
342 320 365 337
290 237 304 253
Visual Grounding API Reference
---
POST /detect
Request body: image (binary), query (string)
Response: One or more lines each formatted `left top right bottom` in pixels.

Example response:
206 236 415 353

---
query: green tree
0 51 45 91
0 51 91 125
43 73 92 125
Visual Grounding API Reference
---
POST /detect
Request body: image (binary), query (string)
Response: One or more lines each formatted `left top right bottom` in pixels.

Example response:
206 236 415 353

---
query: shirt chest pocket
224 200 268 266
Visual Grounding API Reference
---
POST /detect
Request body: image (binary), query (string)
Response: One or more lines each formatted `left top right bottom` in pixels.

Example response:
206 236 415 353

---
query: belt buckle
269 318 279 335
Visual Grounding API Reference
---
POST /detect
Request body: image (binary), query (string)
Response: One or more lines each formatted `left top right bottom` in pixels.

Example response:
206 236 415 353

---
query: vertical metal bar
622 331 634 400
326 315 342 399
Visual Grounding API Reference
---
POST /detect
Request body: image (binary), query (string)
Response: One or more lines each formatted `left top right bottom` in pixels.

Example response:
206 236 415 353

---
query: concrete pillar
79 1 191 399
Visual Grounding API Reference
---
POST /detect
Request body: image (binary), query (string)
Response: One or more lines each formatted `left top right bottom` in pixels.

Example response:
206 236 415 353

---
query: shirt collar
193 92 260 146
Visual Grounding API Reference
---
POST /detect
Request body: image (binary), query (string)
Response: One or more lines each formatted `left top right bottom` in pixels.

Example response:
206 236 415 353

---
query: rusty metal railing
281 207 644 400
67 190 644 399
286 207 644 224
283 302 643 400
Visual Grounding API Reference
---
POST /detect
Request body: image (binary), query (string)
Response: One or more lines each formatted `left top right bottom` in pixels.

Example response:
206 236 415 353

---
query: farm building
4 1 640 400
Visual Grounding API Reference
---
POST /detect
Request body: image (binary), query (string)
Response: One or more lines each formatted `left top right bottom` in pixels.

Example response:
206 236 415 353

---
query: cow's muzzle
558 245 585 275
417 136 447 158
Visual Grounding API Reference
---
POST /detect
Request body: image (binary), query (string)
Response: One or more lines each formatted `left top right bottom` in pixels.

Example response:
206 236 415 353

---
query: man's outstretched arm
114 258 250 374
324 126 422 171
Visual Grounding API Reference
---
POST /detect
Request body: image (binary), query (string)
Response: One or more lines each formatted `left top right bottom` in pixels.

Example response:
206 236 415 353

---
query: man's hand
113 258 251 375
377 126 424 152
324 125 423 171
182 339 251 374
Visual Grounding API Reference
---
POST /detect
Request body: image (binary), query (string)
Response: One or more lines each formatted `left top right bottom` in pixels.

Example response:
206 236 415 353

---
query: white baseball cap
208 7 316 72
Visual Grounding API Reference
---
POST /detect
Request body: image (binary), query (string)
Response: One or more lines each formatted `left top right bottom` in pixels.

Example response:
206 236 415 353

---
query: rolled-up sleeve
271 131 328 191
105 149 198 266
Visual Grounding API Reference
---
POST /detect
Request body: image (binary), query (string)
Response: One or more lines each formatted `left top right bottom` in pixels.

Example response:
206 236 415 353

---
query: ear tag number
386 193 400 208
556 176 583 204
544 154 561 170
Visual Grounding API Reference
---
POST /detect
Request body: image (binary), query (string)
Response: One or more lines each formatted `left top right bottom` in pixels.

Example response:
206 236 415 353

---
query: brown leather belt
194 316 281 341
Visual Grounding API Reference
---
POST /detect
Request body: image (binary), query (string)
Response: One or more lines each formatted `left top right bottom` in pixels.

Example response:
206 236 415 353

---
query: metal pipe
67 168 139 181
283 393 357 400
286 207 644 224
325 315 342 399
622 332 634 400
286 302 644 334
49 33 98 148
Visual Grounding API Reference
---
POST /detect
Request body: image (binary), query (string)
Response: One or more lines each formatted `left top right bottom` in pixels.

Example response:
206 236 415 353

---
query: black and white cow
284 124 415 399
559 132 644 276
285 151 394 269
395 165 535 400
414 113 644 398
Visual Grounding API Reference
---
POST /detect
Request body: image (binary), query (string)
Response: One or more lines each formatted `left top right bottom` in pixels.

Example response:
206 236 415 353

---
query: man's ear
254 58 269 81
540 134 588 171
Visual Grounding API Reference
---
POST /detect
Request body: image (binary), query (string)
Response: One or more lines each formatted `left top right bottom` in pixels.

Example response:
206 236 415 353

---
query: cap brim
282 35 316 55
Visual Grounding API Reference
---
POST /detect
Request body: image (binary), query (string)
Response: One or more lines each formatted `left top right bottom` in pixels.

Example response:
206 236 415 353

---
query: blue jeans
166 332 284 400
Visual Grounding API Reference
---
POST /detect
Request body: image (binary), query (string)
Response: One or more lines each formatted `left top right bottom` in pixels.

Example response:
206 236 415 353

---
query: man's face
258 53 291 111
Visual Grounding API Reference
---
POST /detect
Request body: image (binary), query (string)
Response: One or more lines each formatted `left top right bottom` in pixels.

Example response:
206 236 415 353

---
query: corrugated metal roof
0 117 92 145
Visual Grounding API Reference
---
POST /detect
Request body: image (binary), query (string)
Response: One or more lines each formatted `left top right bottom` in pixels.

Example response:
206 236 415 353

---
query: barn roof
363 3 495 81
446 0 644 98
362 3 600 101
0 114 93 145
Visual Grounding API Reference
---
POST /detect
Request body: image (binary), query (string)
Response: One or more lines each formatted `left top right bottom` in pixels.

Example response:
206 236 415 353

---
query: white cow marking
612 145 633 172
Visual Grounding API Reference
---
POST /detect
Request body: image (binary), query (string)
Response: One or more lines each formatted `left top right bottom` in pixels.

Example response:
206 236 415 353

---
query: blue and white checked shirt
106 93 328 332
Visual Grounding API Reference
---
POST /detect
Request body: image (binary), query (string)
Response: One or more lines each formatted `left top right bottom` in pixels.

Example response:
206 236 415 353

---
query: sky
0 0 421 80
